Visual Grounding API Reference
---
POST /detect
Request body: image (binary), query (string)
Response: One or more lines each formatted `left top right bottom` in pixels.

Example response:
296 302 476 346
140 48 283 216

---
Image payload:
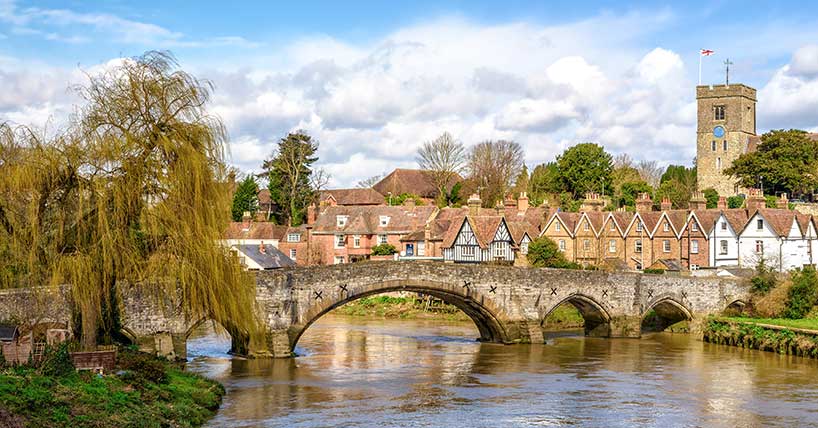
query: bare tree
416 132 466 199
357 173 383 188
311 167 331 193
468 140 524 207
636 160 663 188
613 153 633 169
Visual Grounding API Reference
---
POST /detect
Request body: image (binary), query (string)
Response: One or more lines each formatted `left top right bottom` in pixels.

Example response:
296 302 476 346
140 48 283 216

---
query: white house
737 209 794 271
708 211 744 267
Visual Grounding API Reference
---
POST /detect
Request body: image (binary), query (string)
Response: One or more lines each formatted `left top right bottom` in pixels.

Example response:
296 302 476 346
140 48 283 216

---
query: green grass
724 316 818 331
335 295 470 321
0 351 224 428
542 305 584 329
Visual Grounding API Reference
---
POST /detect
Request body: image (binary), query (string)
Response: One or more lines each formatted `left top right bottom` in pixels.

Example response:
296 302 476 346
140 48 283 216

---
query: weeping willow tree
0 52 259 350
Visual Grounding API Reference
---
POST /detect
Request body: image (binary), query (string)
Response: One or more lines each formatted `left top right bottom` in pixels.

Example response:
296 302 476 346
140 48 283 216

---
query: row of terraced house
224 169 817 273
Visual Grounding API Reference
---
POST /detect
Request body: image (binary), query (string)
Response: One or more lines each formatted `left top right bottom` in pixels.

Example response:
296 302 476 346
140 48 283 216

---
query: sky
2 0 818 187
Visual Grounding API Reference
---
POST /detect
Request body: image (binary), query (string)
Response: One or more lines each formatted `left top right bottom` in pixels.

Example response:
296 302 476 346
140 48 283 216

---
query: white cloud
759 45 818 130
790 44 818 78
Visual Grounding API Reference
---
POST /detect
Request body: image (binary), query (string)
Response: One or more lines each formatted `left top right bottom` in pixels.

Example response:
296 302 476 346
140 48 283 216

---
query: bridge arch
184 317 250 356
287 278 515 352
641 296 693 332
540 293 612 337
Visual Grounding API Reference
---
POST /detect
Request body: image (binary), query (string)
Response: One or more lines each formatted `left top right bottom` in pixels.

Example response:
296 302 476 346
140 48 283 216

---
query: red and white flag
700 49 715 56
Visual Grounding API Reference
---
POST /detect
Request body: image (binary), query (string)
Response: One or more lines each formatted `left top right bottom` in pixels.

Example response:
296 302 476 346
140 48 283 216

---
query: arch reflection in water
187 315 818 428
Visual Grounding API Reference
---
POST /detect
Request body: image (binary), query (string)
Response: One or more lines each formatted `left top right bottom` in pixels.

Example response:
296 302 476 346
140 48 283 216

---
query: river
187 315 818 428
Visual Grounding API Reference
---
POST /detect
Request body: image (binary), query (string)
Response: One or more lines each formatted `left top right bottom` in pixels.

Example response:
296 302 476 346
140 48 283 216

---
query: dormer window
287 233 301 242
336 215 348 228
379 215 390 227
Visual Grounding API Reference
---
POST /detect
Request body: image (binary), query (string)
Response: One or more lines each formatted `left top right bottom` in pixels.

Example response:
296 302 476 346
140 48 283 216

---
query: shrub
36 343 74 377
527 237 579 269
727 195 744 209
118 349 168 386
785 266 818 319
751 260 778 295
371 244 397 256
643 268 665 275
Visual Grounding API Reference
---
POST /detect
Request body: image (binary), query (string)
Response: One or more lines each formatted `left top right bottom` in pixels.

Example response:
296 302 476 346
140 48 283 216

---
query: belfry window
716 157 722 170
723 140 728 151
714 105 725 120
711 141 716 151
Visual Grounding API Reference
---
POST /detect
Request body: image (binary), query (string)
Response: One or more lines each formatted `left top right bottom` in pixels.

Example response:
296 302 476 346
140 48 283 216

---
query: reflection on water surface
187 315 818 428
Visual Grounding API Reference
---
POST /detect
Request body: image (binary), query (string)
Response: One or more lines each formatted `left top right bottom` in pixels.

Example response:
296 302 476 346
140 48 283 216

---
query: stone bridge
0 262 750 359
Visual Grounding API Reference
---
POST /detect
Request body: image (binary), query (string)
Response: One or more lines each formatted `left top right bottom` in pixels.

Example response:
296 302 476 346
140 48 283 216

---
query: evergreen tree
231 176 260 221
703 188 719 209
512 165 530 198
556 143 613 198
263 132 318 226
528 162 562 206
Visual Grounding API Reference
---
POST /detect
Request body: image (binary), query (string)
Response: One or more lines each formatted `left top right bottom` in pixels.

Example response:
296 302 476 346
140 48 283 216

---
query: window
417 242 426 256
336 215 348 228
636 221 643 232
584 222 590 231
287 233 301 242
289 249 297 261
353 235 361 248
663 240 671 253
714 105 725 120
635 239 642 253
721 221 727 231
379 215 390 227
692 222 699 232
663 222 669 232
378 234 388 245
555 222 561 232
723 140 728 151
609 240 616 253
559 240 566 251
720 240 728 255
583 239 591 251
335 234 345 248
711 140 716 151
716 157 722 170
334 256 345 265
691 264 699 271
521 242 529 255
462 246 475 257
494 242 508 258
755 240 764 255
756 219 764 231
691 240 699 254
610 222 616 231
636 262 643 270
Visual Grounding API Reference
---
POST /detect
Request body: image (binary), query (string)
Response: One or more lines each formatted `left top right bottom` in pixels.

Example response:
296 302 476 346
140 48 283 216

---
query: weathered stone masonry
0 262 750 359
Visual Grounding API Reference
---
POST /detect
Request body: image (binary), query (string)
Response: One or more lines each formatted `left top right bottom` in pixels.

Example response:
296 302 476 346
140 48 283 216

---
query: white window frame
691 240 699 254
417 241 426 256
289 249 297 260
287 233 301 242
609 240 616 253
494 241 508 258
610 222 616 231
720 240 728 255
755 240 764 255
353 235 361 248
555 222 561 232
336 215 348 228
635 239 642 253
335 234 345 249
691 222 699 232
334 256 345 265
558 240 566 252
663 240 671 253
583 239 591 251
521 242 529 255
663 222 669 232
462 246 475 258
378 234 388 245
583 222 590 231
379 215 390 227
636 222 643 232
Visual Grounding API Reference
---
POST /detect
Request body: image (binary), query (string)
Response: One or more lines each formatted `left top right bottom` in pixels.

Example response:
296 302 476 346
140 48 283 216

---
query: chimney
777 193 789 209
689 191 706 211
467 193 481 217
242 211 252 230
746 188 766 211
661 197 672 211
517 192 529 212
307 204 317 225
403 198 416 207
495 199 505 216
717 196 727 210
636 193 653 213
580 192 604 212
258 241 266 254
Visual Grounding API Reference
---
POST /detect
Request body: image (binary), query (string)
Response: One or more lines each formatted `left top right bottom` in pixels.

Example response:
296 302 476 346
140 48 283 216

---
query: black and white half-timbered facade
443 216 516 263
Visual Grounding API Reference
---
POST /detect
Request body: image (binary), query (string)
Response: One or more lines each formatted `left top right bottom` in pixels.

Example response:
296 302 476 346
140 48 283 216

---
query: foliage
726 129 818 197
35 343 74 378
528 162 561 206
118 349 168 385
728 195 745 209
468 140 524 207
785 266 818 319
263 131 319 226
635 160 663 187
617 180 653 208
655 165 697 208
643 268 665 275
765 195 779 208
556 143 613 198
371 244 397 256
527 237 580 269
703 318 818 357
386 193 423 206
559 192 582 212
0 51 259 349
750 260 778 295
230 176 259 222
336 295 469 321
703 188 719 209
440 182 465 207
416 132 466 200
512 165 530 198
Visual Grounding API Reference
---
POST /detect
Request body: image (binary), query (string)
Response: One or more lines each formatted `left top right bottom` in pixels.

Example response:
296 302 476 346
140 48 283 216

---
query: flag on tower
699 49 715 84
700 49 715 56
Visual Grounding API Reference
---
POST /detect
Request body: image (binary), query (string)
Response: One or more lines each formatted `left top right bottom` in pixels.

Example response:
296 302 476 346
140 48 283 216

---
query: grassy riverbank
336 295 586 329
703 318 818 358
0 347 223 428
724 317 818 331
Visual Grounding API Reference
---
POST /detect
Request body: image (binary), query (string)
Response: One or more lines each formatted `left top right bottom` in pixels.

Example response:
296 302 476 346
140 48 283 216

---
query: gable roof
749 208 796 237
610 211 633 235
665 210 688 236
639 212 663 236
579 211 606 235
721 209 749 233
320 188 385 206
796 213 812 237
311 205 437 234
234 244 295 269
373 169 462 199
442 215 506 249
690 210 721 235
223 222 288 240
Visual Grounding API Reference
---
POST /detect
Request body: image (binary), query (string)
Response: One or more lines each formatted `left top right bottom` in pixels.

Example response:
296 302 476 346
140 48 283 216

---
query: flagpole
698 51 702 85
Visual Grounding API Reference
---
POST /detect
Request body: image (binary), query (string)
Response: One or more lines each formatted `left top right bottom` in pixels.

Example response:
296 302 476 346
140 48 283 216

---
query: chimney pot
717 196 727 210
661 197 672 211
517 192 529 212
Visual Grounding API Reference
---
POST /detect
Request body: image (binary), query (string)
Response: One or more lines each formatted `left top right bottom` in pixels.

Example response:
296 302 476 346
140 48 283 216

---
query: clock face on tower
713 126 725 138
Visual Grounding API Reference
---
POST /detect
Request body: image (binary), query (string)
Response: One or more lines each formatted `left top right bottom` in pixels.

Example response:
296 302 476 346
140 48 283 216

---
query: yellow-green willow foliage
0 52 259 349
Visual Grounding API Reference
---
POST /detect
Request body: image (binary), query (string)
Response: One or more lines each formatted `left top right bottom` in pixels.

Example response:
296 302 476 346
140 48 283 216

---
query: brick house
540 211 579 262
372 168 463 204
319 188 385 206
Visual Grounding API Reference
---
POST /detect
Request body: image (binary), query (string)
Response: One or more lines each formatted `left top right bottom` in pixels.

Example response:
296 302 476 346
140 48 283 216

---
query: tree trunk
79 299 98 351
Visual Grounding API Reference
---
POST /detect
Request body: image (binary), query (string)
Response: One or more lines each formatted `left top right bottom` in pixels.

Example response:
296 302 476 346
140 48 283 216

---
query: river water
187 315 818 428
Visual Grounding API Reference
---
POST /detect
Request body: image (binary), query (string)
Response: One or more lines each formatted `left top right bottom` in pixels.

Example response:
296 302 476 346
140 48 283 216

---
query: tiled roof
507 220 537 245
610 211 633 234
666 210 689 235
372 168 462 199
441 215 467 248
796 212 812 236
754 208 796 237
234 244 295 269
722 209 749 233
441 215 504 249
691 210 721 234
584 211 606 234
311 205 436 234
224 222 288 240
640 212 663 234
320 188 385 206
554 211 580 233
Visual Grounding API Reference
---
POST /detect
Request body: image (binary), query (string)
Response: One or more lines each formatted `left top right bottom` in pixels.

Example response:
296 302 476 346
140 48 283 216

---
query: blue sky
2 0 818 186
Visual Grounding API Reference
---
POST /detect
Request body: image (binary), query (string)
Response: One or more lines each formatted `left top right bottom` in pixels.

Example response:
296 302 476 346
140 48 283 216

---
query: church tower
695 83 757 195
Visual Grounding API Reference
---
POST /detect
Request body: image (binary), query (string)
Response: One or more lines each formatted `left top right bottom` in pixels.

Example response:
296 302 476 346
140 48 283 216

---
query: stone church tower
696 84 757 195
